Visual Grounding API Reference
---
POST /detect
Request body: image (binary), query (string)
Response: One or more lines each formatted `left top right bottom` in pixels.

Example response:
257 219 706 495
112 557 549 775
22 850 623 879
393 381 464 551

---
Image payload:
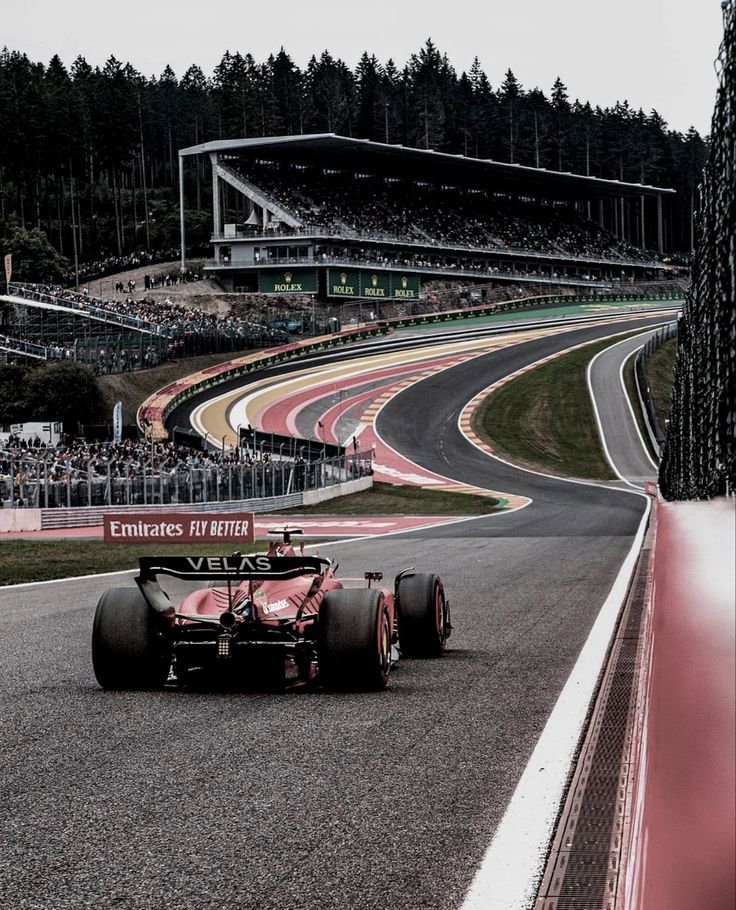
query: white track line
451 328 654 909
367 350 533 510
460 498 651 910
620 347 662 472
586 329 662 489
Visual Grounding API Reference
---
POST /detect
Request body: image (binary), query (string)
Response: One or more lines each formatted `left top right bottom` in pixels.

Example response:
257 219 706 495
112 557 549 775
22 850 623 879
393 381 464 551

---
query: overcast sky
4 0 724 135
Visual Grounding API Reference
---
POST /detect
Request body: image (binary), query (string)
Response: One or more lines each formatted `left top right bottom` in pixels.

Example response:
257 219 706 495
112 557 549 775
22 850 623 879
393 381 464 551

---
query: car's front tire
318 589 391 691
92 588 171 690
396 573 449 658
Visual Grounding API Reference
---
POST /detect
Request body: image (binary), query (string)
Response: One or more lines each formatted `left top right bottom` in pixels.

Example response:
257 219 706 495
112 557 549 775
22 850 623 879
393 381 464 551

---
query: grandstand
177 134 683 298
0 282 290 372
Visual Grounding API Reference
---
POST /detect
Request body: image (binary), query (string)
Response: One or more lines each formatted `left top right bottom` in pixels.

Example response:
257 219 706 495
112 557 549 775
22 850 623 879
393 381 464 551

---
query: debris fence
659 1 736 499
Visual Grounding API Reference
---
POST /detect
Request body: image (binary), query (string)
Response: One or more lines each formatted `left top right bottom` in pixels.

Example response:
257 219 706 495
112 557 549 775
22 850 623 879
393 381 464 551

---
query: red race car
92 527 450 691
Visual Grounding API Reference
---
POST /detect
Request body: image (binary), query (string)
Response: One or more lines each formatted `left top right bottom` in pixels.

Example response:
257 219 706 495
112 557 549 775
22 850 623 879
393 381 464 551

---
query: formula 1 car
92 527 450 691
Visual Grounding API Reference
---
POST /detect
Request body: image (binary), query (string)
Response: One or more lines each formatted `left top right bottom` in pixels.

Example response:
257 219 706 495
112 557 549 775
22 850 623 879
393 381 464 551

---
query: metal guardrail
660 1 736 500
37 495 304 529
6 283 164 335
384 288 684 330
635 324 678 456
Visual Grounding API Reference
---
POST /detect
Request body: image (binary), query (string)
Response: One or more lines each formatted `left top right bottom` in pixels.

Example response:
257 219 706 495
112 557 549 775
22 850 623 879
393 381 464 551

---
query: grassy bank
0 540 324 587
1 485 499 586
646 336 677 430
471 335 645 480
94 351 243 425
278 482 500 515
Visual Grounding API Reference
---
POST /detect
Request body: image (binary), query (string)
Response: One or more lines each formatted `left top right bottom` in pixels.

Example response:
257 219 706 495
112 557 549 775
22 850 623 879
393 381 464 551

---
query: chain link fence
660 1 736 499
0 451 372 510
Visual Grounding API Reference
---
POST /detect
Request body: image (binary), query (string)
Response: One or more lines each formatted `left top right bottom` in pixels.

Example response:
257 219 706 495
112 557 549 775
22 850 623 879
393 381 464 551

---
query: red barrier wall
624 498 735 910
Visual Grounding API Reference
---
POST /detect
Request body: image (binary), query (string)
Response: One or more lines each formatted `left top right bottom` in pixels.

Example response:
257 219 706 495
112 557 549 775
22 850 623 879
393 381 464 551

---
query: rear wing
138 554 330 582
136 554 332 616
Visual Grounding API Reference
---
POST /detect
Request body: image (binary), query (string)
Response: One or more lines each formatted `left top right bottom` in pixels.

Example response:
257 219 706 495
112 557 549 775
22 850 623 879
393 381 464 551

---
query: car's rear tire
318 589 391 691
396 573 448 658
92 588 171 690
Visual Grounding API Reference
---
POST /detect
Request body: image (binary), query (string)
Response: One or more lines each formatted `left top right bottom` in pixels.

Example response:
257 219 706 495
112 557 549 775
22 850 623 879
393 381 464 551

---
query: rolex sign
327 269 360 297
258 269 317 294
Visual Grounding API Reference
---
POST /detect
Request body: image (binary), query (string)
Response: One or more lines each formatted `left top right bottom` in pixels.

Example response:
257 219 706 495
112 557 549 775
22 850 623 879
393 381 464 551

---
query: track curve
0 310 674 910
376 315 669 537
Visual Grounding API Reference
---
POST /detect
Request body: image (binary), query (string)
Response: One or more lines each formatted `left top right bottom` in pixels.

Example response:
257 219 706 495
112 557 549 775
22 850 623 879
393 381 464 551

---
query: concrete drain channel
534 527 654 910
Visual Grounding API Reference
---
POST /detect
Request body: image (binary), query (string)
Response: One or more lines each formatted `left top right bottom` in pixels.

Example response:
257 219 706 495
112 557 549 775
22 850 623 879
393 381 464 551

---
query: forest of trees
0 39 708 273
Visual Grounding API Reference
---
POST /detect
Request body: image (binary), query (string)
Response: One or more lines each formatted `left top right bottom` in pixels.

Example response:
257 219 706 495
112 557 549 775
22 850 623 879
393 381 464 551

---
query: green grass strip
645 336 677 430
277 482 500 515
472 332 647 480
0 484 501 586
0 540 324 587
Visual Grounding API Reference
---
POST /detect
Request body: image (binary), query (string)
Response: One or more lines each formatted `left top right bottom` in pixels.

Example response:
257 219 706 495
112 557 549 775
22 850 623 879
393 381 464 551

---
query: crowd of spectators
0 434 353 507
8 283 289 352
2 435 250 477
62 248 209 286
112 268 204 294
314 244 605 283
8 284 288 373
236 162 660 265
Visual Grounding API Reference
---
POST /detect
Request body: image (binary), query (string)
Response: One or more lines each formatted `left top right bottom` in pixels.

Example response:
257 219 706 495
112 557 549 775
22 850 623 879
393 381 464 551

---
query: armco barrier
385 290 683 330
36 495 302 529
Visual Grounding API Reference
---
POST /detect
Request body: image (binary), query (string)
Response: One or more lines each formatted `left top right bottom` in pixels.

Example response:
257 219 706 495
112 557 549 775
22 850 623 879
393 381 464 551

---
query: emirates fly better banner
104 512 255 543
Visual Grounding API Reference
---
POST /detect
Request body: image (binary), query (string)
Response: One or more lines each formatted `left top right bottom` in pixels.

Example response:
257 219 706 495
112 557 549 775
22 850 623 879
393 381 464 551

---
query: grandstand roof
179 134 675 201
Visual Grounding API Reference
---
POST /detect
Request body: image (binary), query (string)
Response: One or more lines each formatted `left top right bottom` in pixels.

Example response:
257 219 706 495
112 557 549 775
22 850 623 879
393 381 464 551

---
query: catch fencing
660 1 736 499
0 451 372 510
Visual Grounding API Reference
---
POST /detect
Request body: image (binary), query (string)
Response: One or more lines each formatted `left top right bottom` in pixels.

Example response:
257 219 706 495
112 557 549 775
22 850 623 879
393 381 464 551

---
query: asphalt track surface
0 311 670 910
587 330 664 487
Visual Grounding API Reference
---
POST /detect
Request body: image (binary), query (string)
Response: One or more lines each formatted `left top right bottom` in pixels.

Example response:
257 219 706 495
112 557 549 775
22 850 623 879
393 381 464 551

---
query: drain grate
533 535 654 910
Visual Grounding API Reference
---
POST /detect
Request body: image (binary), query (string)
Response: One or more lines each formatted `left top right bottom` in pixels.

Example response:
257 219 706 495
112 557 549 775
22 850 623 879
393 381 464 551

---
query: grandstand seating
3 283 290 372
230 161 660 266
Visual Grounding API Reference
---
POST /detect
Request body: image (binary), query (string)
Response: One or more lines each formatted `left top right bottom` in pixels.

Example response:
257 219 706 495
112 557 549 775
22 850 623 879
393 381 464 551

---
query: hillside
94 350 241 426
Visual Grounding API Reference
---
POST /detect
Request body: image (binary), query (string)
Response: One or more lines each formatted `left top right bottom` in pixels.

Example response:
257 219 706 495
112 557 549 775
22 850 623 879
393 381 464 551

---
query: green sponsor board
327 268 361 298
390 272 421 300
258 269 317 294
359 270 391 300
